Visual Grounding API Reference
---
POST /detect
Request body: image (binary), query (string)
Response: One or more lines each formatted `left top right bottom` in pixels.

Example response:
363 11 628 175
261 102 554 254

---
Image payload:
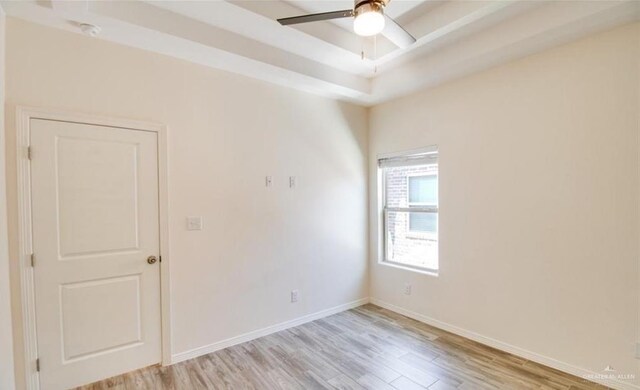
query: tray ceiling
2 0 639 106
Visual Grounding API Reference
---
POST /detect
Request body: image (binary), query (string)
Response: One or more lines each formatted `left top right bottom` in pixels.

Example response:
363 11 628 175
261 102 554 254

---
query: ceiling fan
277 0 417 49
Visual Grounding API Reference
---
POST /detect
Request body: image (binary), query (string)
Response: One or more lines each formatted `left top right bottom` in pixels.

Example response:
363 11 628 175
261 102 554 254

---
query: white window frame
378 146 439 275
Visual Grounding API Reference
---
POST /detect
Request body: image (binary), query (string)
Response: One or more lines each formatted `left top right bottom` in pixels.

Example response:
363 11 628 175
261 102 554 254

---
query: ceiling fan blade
278 9 354 26
382 15 416 48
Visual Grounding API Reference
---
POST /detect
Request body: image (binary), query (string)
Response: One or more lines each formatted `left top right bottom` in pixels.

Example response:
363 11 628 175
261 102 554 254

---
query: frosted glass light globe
353 9 385 36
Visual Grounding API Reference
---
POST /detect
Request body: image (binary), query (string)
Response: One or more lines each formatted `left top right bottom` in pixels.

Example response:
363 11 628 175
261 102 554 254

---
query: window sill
378 260 439 277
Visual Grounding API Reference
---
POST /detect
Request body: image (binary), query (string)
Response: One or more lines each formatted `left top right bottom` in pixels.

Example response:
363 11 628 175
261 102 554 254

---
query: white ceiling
2 0 639 106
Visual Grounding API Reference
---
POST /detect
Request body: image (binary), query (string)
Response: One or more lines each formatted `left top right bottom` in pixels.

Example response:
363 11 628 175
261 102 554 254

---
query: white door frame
16 106 172 390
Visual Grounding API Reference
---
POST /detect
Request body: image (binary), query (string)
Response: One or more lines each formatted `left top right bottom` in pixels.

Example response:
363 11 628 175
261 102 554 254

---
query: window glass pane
409 175 437 204
385 210 438 270
409 212 437 233
381 155 438 272
384 164 437 208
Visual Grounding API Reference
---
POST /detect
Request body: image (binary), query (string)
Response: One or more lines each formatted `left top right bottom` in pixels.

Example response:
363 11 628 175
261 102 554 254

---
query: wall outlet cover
186 216 203 231
291 290 299 303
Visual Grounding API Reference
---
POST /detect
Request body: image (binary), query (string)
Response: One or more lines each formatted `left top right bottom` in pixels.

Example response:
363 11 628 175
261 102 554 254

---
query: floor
79 304 607 390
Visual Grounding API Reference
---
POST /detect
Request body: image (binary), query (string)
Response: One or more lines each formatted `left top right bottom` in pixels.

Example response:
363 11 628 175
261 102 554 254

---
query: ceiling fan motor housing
354 0 387 16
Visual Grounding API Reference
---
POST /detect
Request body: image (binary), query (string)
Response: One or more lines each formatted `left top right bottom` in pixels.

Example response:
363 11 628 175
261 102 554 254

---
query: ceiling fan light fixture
353 1 385 37
276 0 416 47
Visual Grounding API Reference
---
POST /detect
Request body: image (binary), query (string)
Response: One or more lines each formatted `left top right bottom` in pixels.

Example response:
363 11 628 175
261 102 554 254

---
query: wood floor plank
427 380 457 390
328 374 366 390
357 373 396 390
390 376 428 390
78 304 610 390
374 353 439 388
397 353 464 388
266 367 306 390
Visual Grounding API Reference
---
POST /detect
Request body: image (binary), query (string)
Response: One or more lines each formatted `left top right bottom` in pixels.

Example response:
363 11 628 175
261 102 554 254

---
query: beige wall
369 22 640 386
4 18 369 387
0 9 16 390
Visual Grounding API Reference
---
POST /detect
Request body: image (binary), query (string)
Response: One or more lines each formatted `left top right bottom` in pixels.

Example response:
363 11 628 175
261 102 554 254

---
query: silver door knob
147 256 158 264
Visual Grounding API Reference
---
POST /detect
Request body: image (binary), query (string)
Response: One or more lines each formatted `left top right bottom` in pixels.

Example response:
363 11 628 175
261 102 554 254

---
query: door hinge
30 253 35 267
36 358 40 372
27 146 32 160
159 256 162 263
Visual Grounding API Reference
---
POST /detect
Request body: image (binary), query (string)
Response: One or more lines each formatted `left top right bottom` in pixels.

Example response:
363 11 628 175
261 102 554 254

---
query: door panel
56 137 140 258
60 274 142 362
31 119 161 389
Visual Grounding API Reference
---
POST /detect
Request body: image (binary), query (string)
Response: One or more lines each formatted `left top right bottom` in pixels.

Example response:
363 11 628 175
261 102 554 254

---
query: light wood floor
78 304 608 390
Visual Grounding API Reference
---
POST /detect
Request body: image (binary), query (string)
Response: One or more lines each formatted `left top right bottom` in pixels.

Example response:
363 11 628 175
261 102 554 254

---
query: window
379 148 438 272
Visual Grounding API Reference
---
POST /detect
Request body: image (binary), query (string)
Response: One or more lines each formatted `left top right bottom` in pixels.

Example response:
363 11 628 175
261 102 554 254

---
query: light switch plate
186 216 203 231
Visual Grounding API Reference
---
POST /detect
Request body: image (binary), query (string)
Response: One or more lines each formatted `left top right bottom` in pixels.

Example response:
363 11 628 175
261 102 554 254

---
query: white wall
4 18 368 388
0 7 16 390
369 22 640 387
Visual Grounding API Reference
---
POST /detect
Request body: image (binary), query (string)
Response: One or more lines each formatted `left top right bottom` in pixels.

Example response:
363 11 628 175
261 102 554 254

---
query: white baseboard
171 297 370 364
370 298 638 390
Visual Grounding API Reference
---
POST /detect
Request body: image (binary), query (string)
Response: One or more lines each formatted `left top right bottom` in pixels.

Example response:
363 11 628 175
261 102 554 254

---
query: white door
30 119 161 389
